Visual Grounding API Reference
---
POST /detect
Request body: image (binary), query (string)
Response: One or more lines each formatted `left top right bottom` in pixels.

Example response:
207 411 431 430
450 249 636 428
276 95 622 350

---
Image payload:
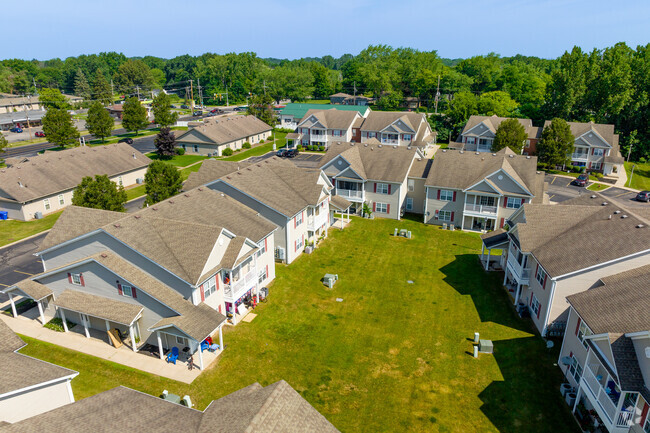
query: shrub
274 127 294 133
593 172 604 179
573 166 584 173
222 148 234 156
175 147 185 155
297 145 303 151
242 142 251 149
318 145 325 151
259 139 265 143
44 317 76 332
536 162 547 171
639 157 647 163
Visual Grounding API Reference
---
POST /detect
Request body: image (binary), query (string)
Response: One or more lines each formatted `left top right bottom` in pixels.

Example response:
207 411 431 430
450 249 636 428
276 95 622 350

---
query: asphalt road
0 233 47 294
545 174 586 203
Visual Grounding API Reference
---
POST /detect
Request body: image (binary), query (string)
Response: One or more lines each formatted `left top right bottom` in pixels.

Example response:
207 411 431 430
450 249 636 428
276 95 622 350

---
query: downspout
542 279 557 337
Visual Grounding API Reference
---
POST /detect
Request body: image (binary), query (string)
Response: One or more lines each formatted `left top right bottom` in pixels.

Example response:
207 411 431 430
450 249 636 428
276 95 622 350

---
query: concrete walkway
0 313 221 384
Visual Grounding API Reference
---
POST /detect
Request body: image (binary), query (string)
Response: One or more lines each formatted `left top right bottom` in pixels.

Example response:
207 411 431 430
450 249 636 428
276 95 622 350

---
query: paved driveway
291 153 323 169
544 174 587 203
0 233 47 295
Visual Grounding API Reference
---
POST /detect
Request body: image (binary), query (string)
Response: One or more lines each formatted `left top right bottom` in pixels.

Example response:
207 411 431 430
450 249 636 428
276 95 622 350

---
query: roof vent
475 152 480 155
198 187 203 191
459 150 464 154
492 153 496 156
18 181 23 187
509 154 514 158
168 200 174 204
614 210 621 214
442 149 447 152
590 195 597 199
601 202 608 206
134 215 141 219
393 145 397 149
152 207 158 211
378 144 382 148
247 167 252 171
621 214 628 219
364 143 368 147
220 193 225 197
608 215 612 220
113 223 121 228
132 153 136 159
184 193 190 197
636 224 644 228
237 171 242 175
100 253 108 258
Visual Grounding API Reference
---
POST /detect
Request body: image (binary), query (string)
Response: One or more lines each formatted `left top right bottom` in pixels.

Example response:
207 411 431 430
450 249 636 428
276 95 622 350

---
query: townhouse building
175 115 272 156
3 188 279 369
455 115 541 154
319 141 425 220
359 111 437 155
185 157 335 264
558 265 650 433
0 143 150 221
278 103 369 130
329 92 373 106
481 193 650 337
294 108 363 149
424 148 546 231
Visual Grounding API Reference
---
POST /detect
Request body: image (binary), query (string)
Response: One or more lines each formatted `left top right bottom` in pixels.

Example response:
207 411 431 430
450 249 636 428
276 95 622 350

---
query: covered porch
3 279 55 326
148 324 224 372
462 214 497 233
330 195 352 231
479 229 508 271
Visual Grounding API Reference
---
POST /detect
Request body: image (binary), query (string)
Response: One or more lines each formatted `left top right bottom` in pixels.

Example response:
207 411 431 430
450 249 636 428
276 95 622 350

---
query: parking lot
0 233 48 305
247 151 323 169
544 173 648 209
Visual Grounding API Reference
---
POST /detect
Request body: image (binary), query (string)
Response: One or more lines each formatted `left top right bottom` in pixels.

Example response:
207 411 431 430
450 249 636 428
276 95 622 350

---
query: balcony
571 153 589 161
381 138 399 145
581 363 634 431
308 210 329 231
224 269 257 302
335 189 364 202
506 253 531 285
464 203 498 216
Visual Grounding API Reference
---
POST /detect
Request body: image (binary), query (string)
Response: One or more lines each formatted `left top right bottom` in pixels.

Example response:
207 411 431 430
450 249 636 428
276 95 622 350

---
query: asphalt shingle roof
299 109 360 130
279 103 368 120
176 115 271 145
54 289 143 326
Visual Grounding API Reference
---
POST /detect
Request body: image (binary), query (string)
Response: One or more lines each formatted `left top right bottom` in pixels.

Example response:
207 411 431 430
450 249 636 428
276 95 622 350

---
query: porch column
572 386 582 413
219 326 223 350
156 331 164 360
129 324 137 352
197 344 204 370
105 320 112 345
60 309 69 332
485 249 491 271
481 244 485 262
461 193 467 230
514 283 521 305
502 270 508 286
37 300 45 325
8 293 17 318
82 315 90 338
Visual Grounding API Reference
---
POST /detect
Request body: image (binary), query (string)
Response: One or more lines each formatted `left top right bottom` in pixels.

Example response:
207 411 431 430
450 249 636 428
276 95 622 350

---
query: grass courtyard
18 217 578 432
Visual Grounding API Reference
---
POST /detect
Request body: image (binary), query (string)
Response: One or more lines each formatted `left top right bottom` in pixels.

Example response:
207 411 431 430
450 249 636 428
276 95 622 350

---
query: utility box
323 273 338 289
479 339 493 354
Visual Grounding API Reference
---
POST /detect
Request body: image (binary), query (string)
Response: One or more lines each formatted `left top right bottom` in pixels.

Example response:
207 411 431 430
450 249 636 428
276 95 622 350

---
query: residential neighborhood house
292 108 364 149
454 115 541 155
359 111 437 155
277 103 369 130
175 115 272 156
329 92 374 106
0 143 150 221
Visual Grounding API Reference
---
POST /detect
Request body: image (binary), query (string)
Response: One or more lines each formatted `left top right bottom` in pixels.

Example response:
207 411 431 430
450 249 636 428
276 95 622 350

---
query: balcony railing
381 138 399 145
224 269 257 301
506 253 531 283
582 364 621 426
571 153 589 160
308 211 329 231
465 203 498 215
336 189 363 200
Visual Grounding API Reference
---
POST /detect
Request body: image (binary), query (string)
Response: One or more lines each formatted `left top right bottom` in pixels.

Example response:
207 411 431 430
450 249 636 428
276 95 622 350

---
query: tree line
1 42 649 158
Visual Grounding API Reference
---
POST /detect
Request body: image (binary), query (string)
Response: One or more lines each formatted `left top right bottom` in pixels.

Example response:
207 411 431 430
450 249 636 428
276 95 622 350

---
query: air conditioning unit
275 247 286 261
136 178 144 184
34 211 43 219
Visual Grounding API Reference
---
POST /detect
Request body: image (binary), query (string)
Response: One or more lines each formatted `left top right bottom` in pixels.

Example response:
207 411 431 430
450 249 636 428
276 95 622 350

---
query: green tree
73 68 91 100
0 134 8 162
477 91 519 116
152 92 178 127
121 97 148 134
39 88 70 109
93 71 113 105
144 161 182 205
85 101 114 142
154 127 176 157
311 63 332 98
113 59 155 94
537 118 575 166
376 90 403 111
42 108 79 147
246 94 275 126
447 91 478 128
492 118 527 153
150 68 166 88
72 175 127 211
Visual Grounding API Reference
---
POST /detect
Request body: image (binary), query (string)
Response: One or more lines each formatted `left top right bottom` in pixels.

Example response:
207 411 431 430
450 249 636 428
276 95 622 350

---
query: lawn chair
201 340 210 352
166 346 179 364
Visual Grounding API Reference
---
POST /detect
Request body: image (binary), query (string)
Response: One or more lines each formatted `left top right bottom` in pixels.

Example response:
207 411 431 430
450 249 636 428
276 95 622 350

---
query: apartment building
185 157 333 264
319 141 425 220
424 148 545 231
0 143 150 221
558 265 650 433
359 111 437 155
455 115 541 154
278 103 369 130
294 109 363 149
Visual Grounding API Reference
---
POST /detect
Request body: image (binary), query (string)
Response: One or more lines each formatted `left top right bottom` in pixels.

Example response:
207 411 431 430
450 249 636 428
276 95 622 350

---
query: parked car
572 173 589 187
210 108 223 114
206 112 217 117
193 111 203 117
170 105 177 108
635 191 650 202
118 137 134 144
10 127 23 133
180 104 189 109
276 149 288 157
35 131 45 137
286 148 299 158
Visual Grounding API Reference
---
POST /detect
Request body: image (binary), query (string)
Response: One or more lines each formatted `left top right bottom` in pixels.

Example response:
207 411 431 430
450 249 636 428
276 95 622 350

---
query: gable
336 166 363 180
467 180 499 194
464 121 494 137
322 156 350 175
577 130 612 148
177 129 215 145
487 170 530 195
199 231 230 279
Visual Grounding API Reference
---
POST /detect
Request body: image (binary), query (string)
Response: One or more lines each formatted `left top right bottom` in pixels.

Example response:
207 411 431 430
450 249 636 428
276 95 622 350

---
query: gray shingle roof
320 141 419 183
408 158 433 179
330 195 351 211
54 289 143 326
543 120 618 148
299 109 360 130
0 320 24 353
586 335 646 394
0 143 150 203
461 115 539 139
176 115 271 145
10 279 53 301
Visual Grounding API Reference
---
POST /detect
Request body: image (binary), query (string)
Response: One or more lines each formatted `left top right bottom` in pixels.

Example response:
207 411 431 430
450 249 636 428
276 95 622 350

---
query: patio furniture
166 347 179 364
323 273 338 288
201 341 210 352
209 344 220 352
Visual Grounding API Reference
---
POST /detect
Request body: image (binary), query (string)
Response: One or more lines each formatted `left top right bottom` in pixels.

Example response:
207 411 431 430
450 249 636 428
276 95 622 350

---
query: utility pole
628 164 635 187
23 96 33 140
189 80 194 108
225 85 229 107
110 79 115 102
32 77 37 95
198 79 203 108
263 80 267 96
627 143 633 162
434 75 441 115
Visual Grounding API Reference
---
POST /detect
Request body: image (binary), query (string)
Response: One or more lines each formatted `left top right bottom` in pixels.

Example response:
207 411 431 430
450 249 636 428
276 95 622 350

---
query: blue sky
8 0 649 60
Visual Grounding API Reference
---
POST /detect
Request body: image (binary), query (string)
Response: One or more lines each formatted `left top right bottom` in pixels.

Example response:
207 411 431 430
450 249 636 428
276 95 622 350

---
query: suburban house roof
329 195 351 211
0 110 46 126
512 193 650 277
480 228 509 249
175 115 272 146
460 115 540 140
0 143 150 204
320 141 421 183
0 320 77 398
11 279 53 301
183 160 251 191
298 109 360 130
359 111 435 145
279 103 368 121
567 264 650 335
542 120 619 148
330 92 352 98
425 148 545 200
54 289 143 326
0 381 340 433
188 157 329 217
408 158 433 179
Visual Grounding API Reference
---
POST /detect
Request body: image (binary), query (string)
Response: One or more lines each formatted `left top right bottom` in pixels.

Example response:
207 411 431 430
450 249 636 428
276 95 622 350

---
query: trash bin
0 211 7 220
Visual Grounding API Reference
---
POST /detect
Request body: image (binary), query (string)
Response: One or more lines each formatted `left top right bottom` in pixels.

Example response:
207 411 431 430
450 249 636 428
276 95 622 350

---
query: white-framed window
438 210 452 221
121 284 133 298
296 212 303 226
58 194 65 206
506 197 522 209
466 137 475 145
591 162 602 170
258 239 266 255
368 132 376 138
525 139 531 148
478 138 492 151
568 355 583 383
403 134 412 141
593 148 604 156
406 197 413 211
258 267 267 284
577 320 592 350
440 189 454 201
296 236 304 250
643 415 650 433
117 176 123 186
204 278 216 298
408 179 414 191
176 335 186 346
43 198 51 211
193 145 198 152
333 130 341 137
181 144 186 150
375 202 388 213
530 294 541 317
536 266 546 286
71 273 82 285
376 183 389 194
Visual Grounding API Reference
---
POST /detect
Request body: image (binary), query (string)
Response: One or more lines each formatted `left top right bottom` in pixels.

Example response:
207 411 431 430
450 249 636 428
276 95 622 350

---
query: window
376 183 389 194
406 197 413 211
182 144 186 150
296 212 303 226
333 130 341 137
58 194 65 206
296 236 304 250
375 202 388 213
258 239 266 255
479 196 495 206
530 294 541 317
591 162 602 171
568 355 583 383
408 179 415 191
593 148 604 156
193 145 198 152
204 278 216 298
525 140 531 148
43 198 51 211
403 134 412 141
478 138 492 150
438 210 452 221
258 267 267 284
368 132 376 138
176 336 186 346
536 267 546 286
338 180 359 191
71 273 82 285
440 190 454 201
506 197 522 209
117 176 123 187
466 137 475 145
577 320 592 350
121 284 133 298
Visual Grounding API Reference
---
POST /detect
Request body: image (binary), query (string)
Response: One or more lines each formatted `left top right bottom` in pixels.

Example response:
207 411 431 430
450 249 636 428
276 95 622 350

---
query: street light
628 164 636 188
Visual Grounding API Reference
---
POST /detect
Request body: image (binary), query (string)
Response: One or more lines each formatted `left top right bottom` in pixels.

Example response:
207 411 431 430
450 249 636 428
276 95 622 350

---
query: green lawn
625 161 650 190
125 185 147 201
0 211 62 247
145 153 207 167
306 99 331 104
220 132 288 162
587 182 610 192
180 162 203 180
18 218 577 433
